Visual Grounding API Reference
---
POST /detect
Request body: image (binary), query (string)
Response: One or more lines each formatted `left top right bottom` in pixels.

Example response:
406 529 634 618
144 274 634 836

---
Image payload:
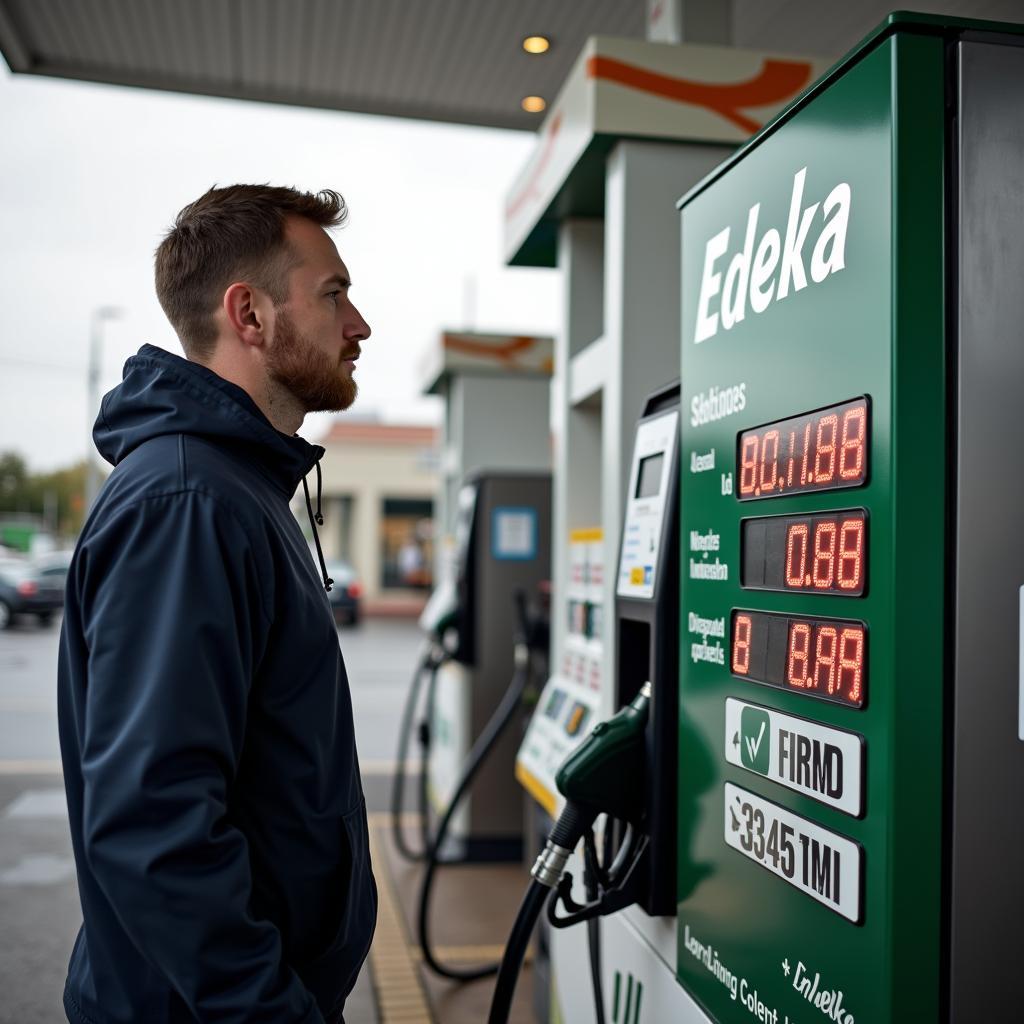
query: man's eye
326 291 340 301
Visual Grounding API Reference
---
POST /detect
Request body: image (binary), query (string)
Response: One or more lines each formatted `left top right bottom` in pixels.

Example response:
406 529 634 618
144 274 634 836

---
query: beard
265 308 358 413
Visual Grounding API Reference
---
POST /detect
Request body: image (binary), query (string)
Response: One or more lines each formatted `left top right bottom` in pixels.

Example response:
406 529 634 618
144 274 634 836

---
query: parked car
32 550 73 599
0 558 64 629
326 560 362 626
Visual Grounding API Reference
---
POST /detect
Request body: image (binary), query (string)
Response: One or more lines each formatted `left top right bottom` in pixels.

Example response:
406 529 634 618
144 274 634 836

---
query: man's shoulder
97 434 277 533
110 434 262 496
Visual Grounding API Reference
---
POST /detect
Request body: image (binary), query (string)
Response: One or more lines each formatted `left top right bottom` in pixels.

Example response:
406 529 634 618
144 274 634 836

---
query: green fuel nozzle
531 683 651 889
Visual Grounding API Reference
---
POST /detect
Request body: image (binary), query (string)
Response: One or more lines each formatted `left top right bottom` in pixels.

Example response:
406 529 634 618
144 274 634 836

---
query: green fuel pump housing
676 13 1024 1023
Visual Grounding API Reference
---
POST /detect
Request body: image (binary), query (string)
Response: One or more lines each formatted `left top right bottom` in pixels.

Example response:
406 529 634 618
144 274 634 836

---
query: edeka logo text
694 167 851 343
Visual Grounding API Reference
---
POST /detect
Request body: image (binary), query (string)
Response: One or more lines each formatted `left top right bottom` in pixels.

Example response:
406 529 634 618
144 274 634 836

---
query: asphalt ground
0 614 429 1024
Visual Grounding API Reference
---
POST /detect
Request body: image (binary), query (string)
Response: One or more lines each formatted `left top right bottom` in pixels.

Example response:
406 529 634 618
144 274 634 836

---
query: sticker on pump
724 783 862 923
724 699 864 816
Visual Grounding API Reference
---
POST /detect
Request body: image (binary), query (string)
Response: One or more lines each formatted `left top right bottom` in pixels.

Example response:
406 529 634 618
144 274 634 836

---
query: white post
85 306 122 511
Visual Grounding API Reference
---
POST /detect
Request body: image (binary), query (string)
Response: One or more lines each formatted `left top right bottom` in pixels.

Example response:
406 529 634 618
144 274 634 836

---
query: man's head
154 184 370 417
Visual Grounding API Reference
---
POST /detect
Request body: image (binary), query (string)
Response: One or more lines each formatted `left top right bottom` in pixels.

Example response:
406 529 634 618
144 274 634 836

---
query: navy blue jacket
58 345 376 1023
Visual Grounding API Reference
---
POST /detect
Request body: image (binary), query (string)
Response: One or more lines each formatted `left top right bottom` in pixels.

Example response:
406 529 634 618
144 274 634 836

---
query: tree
0 451 89 539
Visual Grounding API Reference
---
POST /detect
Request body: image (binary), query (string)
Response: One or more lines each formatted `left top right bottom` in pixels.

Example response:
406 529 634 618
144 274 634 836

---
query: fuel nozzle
531 683 651 889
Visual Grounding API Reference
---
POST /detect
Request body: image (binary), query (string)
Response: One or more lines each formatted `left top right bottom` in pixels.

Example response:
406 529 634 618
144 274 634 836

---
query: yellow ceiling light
522 35 551 54
521 96 547 113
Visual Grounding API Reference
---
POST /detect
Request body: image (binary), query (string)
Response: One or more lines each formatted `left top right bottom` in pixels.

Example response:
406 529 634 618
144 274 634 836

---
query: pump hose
487 798 597 1023
584 831 607 1024
486 879 549 1024
390 645 440 862
417 652 533 981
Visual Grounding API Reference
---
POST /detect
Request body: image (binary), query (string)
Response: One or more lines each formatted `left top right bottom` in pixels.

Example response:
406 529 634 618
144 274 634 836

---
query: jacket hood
95 344 323 495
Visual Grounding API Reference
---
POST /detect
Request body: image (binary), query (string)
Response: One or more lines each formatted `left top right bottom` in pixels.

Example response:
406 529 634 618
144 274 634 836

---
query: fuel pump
504 383 683 1020
391 472 551 864
417 586 550 981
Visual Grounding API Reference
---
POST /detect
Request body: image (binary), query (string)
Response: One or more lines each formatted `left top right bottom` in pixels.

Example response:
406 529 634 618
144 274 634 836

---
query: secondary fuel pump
391 470 551 863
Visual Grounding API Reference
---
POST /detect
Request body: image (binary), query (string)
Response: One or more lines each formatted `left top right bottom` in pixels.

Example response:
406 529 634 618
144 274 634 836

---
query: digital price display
731 610 866 708
738 398 869 500
742 510 867 596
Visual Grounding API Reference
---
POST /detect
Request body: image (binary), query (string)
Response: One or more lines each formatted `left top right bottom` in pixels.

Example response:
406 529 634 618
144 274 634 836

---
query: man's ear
223 282 268 348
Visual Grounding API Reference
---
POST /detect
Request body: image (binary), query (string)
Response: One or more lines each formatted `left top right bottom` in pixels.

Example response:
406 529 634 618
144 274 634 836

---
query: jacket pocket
296 798 378 1015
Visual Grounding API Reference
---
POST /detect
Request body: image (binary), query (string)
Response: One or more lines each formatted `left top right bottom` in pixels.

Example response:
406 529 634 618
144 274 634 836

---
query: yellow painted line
367 824 433 1024
515 761 557 817
0 759 63 775
569 527 603 542
359 759 410 774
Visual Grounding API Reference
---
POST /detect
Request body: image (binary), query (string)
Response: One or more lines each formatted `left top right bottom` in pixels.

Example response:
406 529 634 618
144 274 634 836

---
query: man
58 184 376 1024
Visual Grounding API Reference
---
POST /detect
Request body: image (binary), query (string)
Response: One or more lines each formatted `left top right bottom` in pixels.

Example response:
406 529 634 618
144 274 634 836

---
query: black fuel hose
486 879 549 1024
390 645 440 862
584 832 607 1024
417 651 532 980
487 799 597 1024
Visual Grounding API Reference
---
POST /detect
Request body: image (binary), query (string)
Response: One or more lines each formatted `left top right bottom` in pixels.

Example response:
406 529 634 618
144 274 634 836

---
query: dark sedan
0 559 64 629
326 560 362 627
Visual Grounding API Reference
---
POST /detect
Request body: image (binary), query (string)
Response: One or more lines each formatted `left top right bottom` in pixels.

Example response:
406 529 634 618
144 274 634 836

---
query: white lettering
690 383 747 427
750 227 781 314
695 227 730 343
811 182 852 282
721 203 760 330
693 167 851 341
777 167 820 299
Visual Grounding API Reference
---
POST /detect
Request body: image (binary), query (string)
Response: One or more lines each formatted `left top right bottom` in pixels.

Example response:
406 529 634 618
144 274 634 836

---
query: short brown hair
154 184 347 360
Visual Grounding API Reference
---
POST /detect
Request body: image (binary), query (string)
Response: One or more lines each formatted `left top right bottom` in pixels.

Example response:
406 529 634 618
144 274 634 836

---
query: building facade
314 421 439 614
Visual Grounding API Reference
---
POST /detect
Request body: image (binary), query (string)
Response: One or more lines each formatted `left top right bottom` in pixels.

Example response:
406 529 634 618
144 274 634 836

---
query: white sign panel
724 699 864 816
492 507 537 560
1019 585 1024 741
617 410 679 600
724 783 862 923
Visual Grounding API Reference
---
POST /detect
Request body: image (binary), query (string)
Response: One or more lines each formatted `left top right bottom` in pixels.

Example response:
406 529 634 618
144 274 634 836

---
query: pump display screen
737 398 869 500
742 510 867 596
636 452 665 499
731 610 866 708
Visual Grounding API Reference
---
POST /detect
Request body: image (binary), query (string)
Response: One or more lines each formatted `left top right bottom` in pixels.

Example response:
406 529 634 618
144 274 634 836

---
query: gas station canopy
3 0 1024 131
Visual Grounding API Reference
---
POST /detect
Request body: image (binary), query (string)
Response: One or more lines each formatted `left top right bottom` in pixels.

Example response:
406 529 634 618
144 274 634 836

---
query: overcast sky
0 62 560 473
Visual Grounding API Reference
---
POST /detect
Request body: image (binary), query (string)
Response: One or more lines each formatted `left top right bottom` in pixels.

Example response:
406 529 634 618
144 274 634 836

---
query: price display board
676 18 953 1024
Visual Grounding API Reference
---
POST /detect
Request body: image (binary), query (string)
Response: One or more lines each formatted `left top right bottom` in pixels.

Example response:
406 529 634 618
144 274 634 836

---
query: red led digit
738 401 869 501
838 518 864 591
759 430 779 493
837 627 864 703
840 405 866 480
814 626 837 692
787 623 811 688
812 520 837 589
733 614 752 674
785 523 809 588
814 414 839 484
739 435 759 496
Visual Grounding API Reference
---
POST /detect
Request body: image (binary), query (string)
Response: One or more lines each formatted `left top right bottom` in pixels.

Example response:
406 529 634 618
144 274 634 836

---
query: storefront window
380 497 434 590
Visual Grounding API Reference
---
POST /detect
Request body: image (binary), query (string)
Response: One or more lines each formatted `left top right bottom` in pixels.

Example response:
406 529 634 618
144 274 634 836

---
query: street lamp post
85 306 123 512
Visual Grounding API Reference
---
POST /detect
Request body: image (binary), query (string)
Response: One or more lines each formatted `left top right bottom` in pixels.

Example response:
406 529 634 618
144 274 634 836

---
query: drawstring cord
303 467 333 592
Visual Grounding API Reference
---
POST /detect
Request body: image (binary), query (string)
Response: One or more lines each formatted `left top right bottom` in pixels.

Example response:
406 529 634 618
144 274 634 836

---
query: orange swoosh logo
587 56 814 134
444 335 537 365
506 111 563 219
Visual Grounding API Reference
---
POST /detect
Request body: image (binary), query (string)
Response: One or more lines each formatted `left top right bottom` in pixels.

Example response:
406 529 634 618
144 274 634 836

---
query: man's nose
347 304 370 341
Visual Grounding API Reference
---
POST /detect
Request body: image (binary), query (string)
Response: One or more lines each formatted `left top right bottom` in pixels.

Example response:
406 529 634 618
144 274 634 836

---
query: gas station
5 2 1024 1021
